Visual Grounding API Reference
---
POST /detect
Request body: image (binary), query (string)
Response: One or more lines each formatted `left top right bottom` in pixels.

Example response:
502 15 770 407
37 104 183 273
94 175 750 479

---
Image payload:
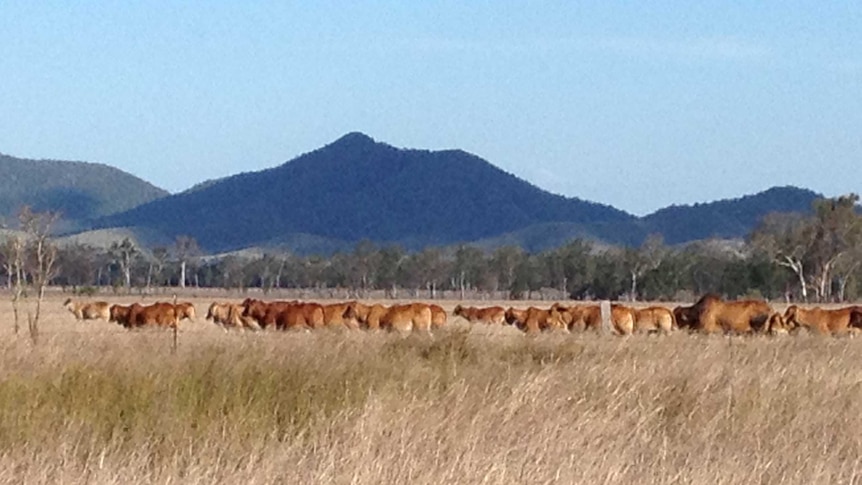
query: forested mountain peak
94 133 633 252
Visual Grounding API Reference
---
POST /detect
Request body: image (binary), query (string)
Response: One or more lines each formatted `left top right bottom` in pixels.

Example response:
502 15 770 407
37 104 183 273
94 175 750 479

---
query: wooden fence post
600 300 612 335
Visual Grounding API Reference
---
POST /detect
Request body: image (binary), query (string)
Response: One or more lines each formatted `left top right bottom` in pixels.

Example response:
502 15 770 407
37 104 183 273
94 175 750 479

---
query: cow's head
850 308 862 330
766 312 791 335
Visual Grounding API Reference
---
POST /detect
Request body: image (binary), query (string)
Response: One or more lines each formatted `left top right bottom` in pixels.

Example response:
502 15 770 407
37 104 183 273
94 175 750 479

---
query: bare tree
2 234 27 334
490 245 525 298
18 206 60 344
174 236 200 288
453 245 484 300
625 234 667 301
808 195 862 301
834 250 861 302
750 212 815 302
109 238 137 292
346 240 379 296
146 246 169 290
272 253 288 290
405 247 448 299
253 253 289 294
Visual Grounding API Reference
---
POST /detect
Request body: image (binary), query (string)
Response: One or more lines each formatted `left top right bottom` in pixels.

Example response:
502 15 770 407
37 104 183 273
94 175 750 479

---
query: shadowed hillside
95 133 635 252
640 186 822 244
0 153 168 230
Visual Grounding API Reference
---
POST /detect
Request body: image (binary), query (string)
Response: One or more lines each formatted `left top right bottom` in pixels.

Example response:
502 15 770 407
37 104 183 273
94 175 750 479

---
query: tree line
2 195 861 303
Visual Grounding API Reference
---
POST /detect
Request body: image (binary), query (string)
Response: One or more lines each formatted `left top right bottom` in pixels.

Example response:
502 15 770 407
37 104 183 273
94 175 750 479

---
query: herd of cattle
63 294 862 337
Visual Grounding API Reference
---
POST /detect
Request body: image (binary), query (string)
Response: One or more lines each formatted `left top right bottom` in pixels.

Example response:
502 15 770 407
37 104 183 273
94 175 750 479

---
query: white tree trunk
780 256 807 302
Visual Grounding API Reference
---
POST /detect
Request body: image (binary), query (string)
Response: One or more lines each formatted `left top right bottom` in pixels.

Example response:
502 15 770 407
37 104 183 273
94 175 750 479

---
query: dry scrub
0 297 861 483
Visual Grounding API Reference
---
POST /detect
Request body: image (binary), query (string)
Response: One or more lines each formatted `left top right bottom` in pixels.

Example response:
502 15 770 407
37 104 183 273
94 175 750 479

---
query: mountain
93 132 635 252
466 186 824 251
0 153 169 231
640 186 823 244
52 133 831 254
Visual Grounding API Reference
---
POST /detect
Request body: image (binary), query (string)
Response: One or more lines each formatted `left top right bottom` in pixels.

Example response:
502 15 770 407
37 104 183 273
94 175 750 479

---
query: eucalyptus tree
490 245 525 297
174 235 200 288
623 234 667 301
750 194 862 302
109 238 137 292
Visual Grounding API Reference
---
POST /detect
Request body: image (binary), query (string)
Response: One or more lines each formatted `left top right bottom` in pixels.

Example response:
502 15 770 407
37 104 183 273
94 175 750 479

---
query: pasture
0 291 861 484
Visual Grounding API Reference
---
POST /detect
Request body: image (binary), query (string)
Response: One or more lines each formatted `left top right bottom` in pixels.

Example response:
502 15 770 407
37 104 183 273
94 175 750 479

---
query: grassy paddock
0 295 861 483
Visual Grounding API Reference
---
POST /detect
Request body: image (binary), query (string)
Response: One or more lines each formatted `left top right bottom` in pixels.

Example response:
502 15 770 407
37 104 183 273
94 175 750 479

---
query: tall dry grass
0 296 861 483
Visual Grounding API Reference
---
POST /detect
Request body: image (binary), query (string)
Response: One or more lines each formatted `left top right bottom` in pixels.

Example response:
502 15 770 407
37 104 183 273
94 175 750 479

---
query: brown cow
551 303 602 332
453 305 506 325
505 306 567 334
609 304 637 335
206 302 260 330
380 303 433 334
242 298 297 330
686 294 772 334
765 312 792 335
175 302 196 322
109 304 134 328
273 302 326 331
672 304 699 330
552 303 670 335
206 302 232 325
121 302 180 329
346 302 389 330
323 302 359 329
783 305 862 336
429 304 447 329
63 298 110 321
632 306 676 334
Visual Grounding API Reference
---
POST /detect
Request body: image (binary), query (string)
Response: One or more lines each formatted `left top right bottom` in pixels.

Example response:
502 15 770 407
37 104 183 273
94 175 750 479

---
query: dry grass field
0 290 861 484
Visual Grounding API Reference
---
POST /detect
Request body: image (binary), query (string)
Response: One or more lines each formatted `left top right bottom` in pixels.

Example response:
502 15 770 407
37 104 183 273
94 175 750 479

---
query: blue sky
1 2 859 215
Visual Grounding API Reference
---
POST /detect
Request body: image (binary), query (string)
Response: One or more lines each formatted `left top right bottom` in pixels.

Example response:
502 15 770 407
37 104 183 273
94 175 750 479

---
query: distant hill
47 132 833 255
0 153 168 231
465 187 824 251
94 132 634 252
639 186 822 244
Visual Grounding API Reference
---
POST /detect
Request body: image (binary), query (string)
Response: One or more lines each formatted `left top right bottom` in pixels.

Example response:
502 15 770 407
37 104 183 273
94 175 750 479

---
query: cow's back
699 298 772 334
634 306 675 333
429 304 447 328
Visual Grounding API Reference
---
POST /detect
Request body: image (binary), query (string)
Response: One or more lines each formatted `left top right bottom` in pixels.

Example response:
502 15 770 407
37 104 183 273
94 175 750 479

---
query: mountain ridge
93 132 635 252
1 135 830 254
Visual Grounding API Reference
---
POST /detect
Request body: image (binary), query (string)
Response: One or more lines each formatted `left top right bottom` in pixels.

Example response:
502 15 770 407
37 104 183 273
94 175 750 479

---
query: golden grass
0 294 860 483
